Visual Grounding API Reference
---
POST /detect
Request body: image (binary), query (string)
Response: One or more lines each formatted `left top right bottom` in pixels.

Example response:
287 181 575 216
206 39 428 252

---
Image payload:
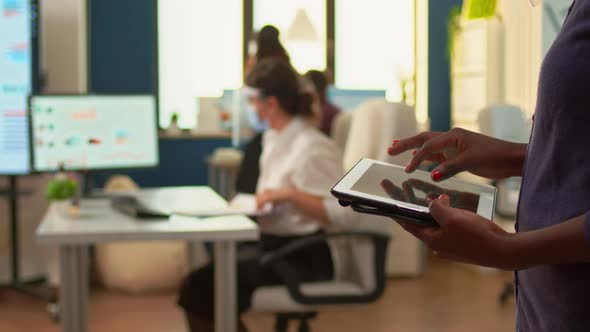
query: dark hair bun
256 25 290 63
258 25 280 44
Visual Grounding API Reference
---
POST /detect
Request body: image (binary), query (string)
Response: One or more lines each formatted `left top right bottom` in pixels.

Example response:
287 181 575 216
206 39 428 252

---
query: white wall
415 0 429 129
40 0 87 93
497 0 543 116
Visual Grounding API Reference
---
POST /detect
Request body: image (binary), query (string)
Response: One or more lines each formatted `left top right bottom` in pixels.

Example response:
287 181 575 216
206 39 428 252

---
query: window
158 0 243 129
253 0 326 73
335 0 415 103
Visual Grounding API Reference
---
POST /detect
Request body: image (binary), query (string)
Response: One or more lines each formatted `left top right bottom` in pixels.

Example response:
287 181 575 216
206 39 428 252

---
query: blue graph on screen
0 0 32 174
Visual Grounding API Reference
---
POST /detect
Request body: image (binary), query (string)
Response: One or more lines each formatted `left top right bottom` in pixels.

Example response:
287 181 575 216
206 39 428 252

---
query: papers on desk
173 193 271 217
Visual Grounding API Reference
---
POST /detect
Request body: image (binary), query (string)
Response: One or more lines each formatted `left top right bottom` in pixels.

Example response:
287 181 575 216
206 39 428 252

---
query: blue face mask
246 103 268 132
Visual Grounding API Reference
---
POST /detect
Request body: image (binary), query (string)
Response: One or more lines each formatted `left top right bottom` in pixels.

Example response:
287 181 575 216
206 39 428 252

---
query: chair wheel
275 314 289 332
498 282 515 305
275 312 317 332
299 320 311 332
47 302 60 323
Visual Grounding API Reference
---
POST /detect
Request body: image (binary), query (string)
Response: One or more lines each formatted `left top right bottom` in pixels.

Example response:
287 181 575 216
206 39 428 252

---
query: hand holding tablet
331 159 496 227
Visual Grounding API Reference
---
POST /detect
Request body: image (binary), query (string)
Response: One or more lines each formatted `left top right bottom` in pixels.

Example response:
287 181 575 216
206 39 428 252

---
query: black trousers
177 232 333 320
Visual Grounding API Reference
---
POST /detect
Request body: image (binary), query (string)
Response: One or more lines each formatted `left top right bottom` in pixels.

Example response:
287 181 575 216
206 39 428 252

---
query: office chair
250 222 390 332
236 125 391 332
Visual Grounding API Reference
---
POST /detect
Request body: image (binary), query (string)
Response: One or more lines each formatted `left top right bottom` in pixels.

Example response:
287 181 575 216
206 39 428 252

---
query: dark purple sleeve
585 212 590 243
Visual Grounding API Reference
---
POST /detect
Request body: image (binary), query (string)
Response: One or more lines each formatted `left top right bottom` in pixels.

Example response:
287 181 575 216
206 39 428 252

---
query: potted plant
46 171 79 216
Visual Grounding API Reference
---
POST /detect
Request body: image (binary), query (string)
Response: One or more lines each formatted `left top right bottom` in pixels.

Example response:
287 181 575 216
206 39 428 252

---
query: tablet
331 158 496 226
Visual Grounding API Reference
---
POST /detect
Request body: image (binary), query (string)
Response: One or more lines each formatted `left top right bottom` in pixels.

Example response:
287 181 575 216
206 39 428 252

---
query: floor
0 257 516 332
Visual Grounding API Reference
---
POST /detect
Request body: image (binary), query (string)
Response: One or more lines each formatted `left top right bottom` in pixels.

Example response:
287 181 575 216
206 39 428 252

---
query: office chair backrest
478 104 530 143
331 111 353 151
343 99 417 170
342 99 384 170
378 102 418 166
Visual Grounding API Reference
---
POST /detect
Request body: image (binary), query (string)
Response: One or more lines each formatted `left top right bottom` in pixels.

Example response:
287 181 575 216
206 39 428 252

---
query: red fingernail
412 150 417 155
438 194 448 199
392 139 400 144
432 170 442 181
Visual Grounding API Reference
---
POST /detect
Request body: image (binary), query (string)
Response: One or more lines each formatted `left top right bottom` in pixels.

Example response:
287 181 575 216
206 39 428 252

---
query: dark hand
395 195 514 269
387 129 527 181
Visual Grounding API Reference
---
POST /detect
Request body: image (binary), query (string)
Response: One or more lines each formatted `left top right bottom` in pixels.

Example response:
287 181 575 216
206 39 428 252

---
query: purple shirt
319 101 341 136
516 0 590 330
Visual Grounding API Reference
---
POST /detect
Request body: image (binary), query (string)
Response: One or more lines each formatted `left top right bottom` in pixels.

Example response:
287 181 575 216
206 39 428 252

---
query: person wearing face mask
177 58 355 332
387 0 590 331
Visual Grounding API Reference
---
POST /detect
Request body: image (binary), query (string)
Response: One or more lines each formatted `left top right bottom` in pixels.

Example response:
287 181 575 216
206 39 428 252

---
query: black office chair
252 230 390 332
235 133 391 331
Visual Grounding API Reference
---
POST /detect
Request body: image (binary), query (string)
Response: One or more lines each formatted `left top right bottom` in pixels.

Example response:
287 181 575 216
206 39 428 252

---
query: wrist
499 232 529 270
503 143 527 175
283 188 297 201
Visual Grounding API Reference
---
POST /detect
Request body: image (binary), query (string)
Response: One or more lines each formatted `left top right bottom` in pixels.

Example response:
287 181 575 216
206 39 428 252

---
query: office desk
36 187 259 332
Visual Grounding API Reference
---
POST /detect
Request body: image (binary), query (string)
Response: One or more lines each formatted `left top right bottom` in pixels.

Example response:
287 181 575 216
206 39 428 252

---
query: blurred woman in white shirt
178 58 354 332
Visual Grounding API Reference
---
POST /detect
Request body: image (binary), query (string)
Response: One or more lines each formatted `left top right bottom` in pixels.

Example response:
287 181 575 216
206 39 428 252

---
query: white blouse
257 118 357 236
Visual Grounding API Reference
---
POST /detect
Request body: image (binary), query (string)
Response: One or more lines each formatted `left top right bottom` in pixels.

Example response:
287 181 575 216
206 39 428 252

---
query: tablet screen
350 163 480 213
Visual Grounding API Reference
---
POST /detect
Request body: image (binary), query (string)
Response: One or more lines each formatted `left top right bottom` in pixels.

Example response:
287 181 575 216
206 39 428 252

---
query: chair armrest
260 231 388 265
260 231 390 306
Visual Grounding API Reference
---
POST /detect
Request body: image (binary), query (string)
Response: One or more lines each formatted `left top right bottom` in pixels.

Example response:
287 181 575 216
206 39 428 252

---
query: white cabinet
451 19 504 132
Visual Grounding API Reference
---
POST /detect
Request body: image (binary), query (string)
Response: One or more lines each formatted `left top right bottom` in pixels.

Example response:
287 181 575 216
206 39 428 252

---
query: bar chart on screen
30 95 159 172
0 0 32 174
0 109 29 174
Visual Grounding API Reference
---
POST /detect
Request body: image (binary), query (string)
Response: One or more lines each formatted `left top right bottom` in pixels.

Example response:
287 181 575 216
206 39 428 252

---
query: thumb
429 195 452 226
255 194 266 209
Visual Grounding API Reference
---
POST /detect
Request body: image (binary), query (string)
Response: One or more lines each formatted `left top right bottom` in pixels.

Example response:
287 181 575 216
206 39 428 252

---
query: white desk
36 186 259 332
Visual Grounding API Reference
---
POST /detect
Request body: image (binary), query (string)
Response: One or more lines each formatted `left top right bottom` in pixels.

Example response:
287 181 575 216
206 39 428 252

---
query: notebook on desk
111 193 271 220
173 194 272 217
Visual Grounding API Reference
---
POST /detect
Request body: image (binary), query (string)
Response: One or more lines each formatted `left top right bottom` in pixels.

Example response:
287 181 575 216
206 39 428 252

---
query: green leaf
463 0 497 20
46 179 78 200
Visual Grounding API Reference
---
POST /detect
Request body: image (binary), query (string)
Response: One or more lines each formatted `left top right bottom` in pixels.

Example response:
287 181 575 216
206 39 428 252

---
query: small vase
52 200 72 216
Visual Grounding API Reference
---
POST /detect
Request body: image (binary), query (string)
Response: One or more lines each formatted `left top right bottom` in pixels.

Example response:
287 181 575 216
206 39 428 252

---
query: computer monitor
327 88 387 112
0 0 39 175
29 95 159 172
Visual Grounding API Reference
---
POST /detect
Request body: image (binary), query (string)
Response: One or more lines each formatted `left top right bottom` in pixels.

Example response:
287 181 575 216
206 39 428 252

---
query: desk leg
214 240 237 332
60 245 88 332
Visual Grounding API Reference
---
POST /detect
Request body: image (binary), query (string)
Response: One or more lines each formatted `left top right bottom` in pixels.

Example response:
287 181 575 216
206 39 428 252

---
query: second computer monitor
29 95 159 172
